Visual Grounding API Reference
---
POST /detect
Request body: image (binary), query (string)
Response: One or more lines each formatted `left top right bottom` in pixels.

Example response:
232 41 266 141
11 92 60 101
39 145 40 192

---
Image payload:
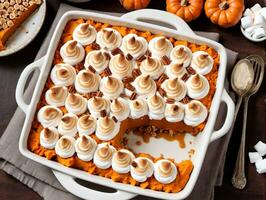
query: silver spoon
231 55 265 189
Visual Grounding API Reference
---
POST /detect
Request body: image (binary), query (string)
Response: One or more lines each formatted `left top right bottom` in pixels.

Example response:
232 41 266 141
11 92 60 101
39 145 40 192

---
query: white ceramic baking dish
15 9 235 200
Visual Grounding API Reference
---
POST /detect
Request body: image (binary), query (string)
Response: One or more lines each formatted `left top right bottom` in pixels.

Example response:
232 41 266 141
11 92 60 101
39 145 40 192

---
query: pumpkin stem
219 1 229 10
180 0 189 6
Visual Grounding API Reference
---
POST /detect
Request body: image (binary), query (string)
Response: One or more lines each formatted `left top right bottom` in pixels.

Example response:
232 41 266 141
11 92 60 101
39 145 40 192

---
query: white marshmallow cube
241 15 254 29
254 14 266 27
252 27 266 39
259 8 266 19
245 25 260 36
249 152 262 163
255 159 266 174
254 141 266 156
244 8 253 17
251 3 262 13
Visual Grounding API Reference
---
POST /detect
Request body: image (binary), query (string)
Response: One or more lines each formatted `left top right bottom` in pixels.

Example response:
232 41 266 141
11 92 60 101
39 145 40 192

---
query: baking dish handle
210 89 235 143
15 57 45 114
121 9 195 36
53 170 137 200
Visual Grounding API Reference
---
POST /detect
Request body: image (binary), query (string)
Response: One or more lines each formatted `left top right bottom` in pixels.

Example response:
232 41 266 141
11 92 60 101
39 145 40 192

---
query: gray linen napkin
0 3 237 200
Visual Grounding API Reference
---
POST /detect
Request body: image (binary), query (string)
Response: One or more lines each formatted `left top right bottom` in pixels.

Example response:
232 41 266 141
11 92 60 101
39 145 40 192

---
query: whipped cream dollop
75 135 97 162
96 116 120 141
191 51 214 75
154 159 177 184
165 63 187 79
170 45 192 68
37 105 63 128
58 113 78 137
73 23 97 46
60 40 85 65
161 78 187 101
87 97 110 118
40 127 59 149
110 98 130 121
133 75 156 98
147 94 166 120
130 157 154 182
129 98 148 119
140 57 165 79
55 135 76 158
45 86 68 107
121 34 148 59
149 36 173 58
50 63 76 87
65 93 87 115
186 74 210 99
112 149 135 174
96 28 122 50
84 50 109 73
77 114 96 135
109 54 133 80
93 143 116 169
165 102 185 123
75 69 100 94
184 100 208 126
100 76 124 100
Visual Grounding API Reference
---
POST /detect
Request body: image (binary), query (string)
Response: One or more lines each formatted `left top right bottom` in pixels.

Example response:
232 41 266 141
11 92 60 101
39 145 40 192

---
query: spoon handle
232 96 250 189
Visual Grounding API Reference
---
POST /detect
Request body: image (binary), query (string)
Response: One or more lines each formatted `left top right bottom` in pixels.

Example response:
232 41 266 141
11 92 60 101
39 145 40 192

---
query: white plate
0 0 46 57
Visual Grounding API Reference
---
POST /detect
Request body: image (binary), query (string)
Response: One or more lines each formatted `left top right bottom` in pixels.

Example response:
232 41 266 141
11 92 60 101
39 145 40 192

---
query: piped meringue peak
50 63 76 87
37 105 63 128
170 45 192 68
73 23 97 46
40 127 59 149
110 98 130 121
166 62 187 79
87 97 111 118
133 75 156 98
77 114 96 136
93 143 116 169
161 78 187 101
65 93 87 115
149 36 173 58
55 135 76 158
147 94 166 120
186 74 210 100
100 76 124 100
165 102 185 123
140 57 165 79
154 159 178 184
96 116 120 141
129 98 148 119
191 51 214 75
184 100 208 126
84 50 109 73
75 69 100 94
109 54 133 79
60 40 85 65
75 135 97 161
58 113 78 137
45 86 68 107
121 34 148 59
130 157 154 182
96 28 122 50
112 149 135 174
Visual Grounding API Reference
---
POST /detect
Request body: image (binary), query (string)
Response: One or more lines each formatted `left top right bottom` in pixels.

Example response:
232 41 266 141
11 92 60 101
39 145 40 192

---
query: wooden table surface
0 0 265 199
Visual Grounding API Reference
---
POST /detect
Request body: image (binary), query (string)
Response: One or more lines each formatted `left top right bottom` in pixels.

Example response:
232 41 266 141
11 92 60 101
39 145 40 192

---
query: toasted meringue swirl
130 157 154 182
154 159 177 184
50 63 76 87
149 36 173 58
165 63 187 79
147 94 166 120
75 69 100 94
133 75 156 98
60 40 85 65
165 102 185 122
87 97 110 118
184 100 208 126
140 57 165 80
77 114 96 135
84 50 109 73
112 149 135 174
45 86 68 107
191 51 214 75
73 23 97 46
109 54 133 79
40 127 59 149
65 93 87 115
111 98 130 121
170 45 192 68
129 98 148 119
93 143 116 169
37 105 63 128
121 34 148 59
96 28 122 50
55 135 76 158
161 78 187 101
75 135 97 161
186 74 210 99
100 76 124 100
96 116 120 141
58 113 78 137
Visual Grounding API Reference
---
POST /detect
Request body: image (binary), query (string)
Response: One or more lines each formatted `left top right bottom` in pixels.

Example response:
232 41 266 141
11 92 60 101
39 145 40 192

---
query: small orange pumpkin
204 0 245 28
119 0 151 11
166 0 204 22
